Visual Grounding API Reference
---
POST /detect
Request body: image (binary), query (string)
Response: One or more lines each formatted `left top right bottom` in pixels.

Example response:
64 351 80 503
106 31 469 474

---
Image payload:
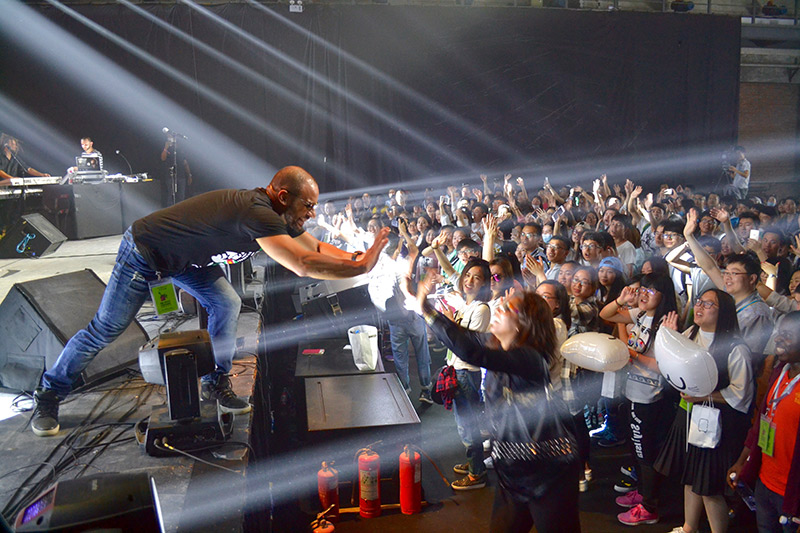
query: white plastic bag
347 325 380 371
687 401 721 449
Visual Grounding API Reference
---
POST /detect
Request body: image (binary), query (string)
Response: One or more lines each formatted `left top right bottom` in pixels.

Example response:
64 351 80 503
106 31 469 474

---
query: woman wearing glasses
654 288 752 533
599 273 679 526
568 266 602 489
410 281 581 532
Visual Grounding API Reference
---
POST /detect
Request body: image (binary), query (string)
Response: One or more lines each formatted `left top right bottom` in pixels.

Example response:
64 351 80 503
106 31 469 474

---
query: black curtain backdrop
0 3 740 196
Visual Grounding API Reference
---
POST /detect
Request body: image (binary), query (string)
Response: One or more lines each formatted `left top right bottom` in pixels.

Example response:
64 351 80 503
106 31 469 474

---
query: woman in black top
412 281 581 532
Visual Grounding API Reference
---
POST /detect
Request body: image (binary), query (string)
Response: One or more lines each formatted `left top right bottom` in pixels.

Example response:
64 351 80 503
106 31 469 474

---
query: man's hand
631 185 643 199
360 227 390 273
480 174 488 183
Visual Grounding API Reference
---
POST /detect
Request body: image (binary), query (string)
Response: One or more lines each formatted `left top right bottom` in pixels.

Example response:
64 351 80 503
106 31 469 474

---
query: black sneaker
201 374 251 415
32 388 60 437
614 476 638 493
419 389 434 405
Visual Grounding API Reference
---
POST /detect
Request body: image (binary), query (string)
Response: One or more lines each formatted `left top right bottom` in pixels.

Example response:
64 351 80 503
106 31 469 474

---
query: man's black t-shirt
0 153 27 177
132 188 303 274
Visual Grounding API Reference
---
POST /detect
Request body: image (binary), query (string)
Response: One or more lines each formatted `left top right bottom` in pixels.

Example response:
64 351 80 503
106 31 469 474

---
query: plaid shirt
436 365 458 410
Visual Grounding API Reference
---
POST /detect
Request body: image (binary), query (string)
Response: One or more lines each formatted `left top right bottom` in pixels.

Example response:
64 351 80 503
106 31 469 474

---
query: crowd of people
308 169 800 533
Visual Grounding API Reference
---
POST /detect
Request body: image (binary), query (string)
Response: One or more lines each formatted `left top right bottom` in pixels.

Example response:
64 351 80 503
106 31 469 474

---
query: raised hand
625 179 634 195
483 215 498 240
684 208 698 236
618 285 638 306
710 207 729 224
662 311 679 331
790 234 800 257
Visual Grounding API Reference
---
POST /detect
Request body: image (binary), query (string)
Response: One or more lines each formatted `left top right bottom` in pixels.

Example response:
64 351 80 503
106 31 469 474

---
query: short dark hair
662 218 686 236
457 238 481 254
726 252 762 278
696 235 722 254
549 235 570 249
738 211 759 223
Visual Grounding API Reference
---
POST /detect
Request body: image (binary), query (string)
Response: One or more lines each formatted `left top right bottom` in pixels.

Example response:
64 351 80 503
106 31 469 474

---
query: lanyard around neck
767 365 800 419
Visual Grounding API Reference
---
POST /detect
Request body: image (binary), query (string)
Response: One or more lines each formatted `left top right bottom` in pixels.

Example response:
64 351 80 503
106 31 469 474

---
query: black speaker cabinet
300 284 379 339
0 269 148 392
0 213 67 259
72 183 124 239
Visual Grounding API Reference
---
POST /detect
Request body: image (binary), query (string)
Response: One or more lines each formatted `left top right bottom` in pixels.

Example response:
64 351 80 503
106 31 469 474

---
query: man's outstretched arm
257 227 389 280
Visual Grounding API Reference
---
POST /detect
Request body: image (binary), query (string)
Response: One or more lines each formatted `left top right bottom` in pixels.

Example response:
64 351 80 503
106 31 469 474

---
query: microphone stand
115 150 133 176
170 137 178 206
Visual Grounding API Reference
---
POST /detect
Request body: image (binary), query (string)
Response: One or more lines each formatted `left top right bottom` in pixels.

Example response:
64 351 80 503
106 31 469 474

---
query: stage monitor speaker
0 213 67 259
300 284 379 339
0 269 148 392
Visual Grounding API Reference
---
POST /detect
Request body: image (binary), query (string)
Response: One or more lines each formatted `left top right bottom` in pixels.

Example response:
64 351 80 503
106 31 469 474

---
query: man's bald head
270 166 318 196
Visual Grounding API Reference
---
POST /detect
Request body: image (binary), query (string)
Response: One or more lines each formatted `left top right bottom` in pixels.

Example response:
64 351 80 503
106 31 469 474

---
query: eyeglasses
547 244 567 251
638 287 657 296
284 190 317 212
662 232 682 240
521 232 540 238
572 279 593 286
580 243 598 250
539 294 557 301
491 273 504 282
721 270 749 278
694 300 718 309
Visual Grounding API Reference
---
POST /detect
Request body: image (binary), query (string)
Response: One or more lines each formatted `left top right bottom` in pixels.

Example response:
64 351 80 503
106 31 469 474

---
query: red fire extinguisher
357 447 381 518
399 445 422 515
317 461 339 522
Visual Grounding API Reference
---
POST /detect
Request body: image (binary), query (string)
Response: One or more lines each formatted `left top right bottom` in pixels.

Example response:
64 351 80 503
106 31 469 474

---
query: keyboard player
0 133 51 185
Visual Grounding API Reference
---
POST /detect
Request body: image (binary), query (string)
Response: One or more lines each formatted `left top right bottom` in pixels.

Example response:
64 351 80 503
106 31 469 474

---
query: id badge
680 397 691 412
148 278 180 317
758 415 776 457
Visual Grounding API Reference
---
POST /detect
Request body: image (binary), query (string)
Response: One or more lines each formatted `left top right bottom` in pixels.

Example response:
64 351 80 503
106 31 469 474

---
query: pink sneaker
617 504 659 526
615 489 643 508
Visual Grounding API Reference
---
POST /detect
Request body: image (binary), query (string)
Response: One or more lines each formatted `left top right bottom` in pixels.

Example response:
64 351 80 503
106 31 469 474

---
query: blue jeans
453 369 486 477
755 479 798 533
388 315 431 392
42 228 241 398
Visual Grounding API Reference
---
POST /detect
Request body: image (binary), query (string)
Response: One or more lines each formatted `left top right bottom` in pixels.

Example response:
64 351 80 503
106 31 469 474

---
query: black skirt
654 402 750 496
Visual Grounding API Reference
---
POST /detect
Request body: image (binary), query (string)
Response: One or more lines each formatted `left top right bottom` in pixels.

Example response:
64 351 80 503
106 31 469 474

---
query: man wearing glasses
30 166 390 437
545 235 570 280
683 209 772 367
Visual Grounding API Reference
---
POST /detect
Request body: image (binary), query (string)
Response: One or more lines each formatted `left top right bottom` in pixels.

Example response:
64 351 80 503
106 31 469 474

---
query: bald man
31 166 390 437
